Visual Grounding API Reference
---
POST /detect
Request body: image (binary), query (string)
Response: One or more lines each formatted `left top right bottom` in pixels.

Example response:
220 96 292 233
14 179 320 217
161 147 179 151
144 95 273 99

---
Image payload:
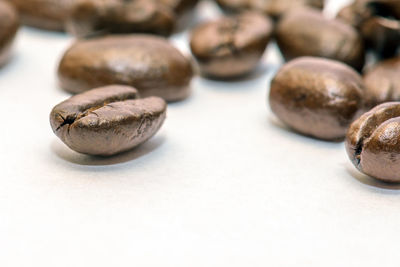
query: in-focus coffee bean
50 85 167 156
346 102 400 182
269 57 366 140
10 0 77 31
0 0 19 67
58 34 193 102
215 0 324 19
363 56 400 107
190 11 273 79
276 7 365 71
67 0 176 37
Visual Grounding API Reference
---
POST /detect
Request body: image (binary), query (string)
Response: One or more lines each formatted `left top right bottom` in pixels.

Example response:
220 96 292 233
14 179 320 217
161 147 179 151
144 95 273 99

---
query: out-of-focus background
2 0 400 266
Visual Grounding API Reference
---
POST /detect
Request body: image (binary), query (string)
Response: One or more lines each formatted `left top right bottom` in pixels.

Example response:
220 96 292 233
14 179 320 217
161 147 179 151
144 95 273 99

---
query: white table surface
3 1 400 266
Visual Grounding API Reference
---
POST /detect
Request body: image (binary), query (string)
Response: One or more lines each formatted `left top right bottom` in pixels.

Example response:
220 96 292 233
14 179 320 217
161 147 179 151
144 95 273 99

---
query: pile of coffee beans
1 0 400 182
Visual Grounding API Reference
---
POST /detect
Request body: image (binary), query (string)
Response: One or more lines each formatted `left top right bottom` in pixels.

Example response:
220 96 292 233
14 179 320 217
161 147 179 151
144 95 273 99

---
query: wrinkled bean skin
346 102 400 183
363 57 400 107
50 85 167 156
10 0 77 31
58 35 193 102
276 8 365 71
66 0 175 37
0 0 19 67
215 0 324 19
190 12 273 78
269 57 366 140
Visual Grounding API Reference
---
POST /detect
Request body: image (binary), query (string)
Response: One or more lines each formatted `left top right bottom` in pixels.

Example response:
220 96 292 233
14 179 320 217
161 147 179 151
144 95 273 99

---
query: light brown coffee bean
276 7 365 71
215 0 324 19
0 0 19 67
346 102 400 182
58 35 193 102
269 57 366 140
66 0 176 37
363 56 400 107
50 85 167 156
10 0 77 31
190 11 273 78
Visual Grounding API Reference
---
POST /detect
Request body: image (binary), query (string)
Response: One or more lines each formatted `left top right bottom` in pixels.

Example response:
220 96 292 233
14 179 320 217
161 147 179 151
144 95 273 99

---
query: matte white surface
2 1 400 266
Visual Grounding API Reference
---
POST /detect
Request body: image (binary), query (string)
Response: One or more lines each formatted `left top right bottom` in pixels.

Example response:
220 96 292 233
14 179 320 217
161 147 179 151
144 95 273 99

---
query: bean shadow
268 115 344 146
346 165 400 191
51 135 166 166
196 63 274 90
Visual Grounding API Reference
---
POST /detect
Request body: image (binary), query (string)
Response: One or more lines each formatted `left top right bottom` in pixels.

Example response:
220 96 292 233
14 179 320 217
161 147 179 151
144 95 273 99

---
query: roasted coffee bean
50 85 167 156
58 35 193 102
346 102 400 182
10 0 77 31
190 11 273 79
269 57 366 140
337 0 400 58
276 8 365 71
215 0 324 19
161 0 199 14
363 56 400 107
0 0 19 67
66 0 175 37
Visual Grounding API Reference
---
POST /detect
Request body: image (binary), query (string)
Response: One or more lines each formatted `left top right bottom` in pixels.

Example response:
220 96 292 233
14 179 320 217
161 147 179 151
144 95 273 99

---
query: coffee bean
190 11 273 79
66 0 176 37
363 57 400 107
276 7 365 71
337 0 400 58
10 0 77 31
346 102 400 182
269 57 366 140
160 0 199 14
215 0 324 19
50 85 167 156
58 35 193 102
0 0 19 67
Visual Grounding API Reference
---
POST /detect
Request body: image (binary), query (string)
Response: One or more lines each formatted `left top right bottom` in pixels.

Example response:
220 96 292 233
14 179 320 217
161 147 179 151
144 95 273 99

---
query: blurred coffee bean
337 0 400 58
67 0 176 37
276 8 365 71
10 0 77 31
58 35 193 102
269 57 366 140
215 0 324 19
190 11 273 79
363 56 400 107
0 0 19 67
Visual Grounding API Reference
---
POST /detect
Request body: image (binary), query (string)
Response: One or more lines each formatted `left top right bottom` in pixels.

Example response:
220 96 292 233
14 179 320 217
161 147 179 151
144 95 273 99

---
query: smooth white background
2 0 400 266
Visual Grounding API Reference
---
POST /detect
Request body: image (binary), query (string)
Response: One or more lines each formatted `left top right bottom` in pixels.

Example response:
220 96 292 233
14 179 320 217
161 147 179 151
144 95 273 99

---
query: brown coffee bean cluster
2 0 400 182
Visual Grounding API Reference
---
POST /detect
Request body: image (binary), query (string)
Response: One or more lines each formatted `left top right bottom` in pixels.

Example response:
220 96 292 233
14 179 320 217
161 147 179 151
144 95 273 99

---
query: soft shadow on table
51 135 166 166
346 166 400 191
198 63 275 88
268 115 343 147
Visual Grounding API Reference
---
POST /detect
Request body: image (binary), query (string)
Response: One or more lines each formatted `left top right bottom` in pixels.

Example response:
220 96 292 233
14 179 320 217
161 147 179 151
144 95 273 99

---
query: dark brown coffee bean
215 0 323 19
363 56 400 107
58 35 193 102
269 57 366 140
160 0 199 14
66 0 176 37
190 11 273 79
346 102 400 182
337 0 400 58
10 0 77 31
276 8 365 71
0 0 19 67
50 85 167 156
